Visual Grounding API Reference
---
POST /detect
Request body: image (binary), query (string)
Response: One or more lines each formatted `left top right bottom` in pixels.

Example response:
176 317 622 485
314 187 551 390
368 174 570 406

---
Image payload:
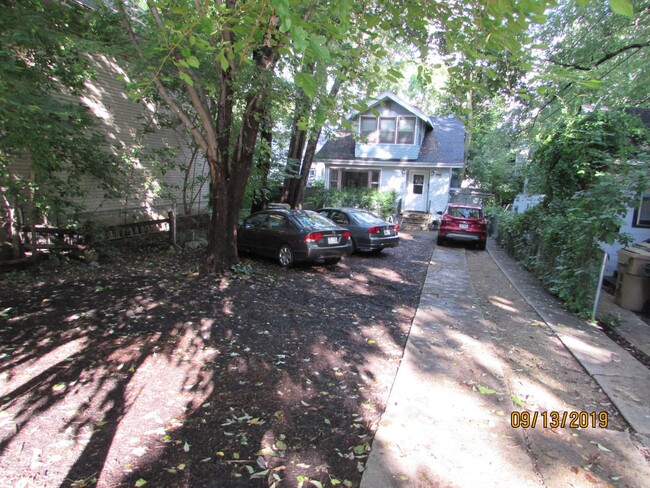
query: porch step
399 212 434 231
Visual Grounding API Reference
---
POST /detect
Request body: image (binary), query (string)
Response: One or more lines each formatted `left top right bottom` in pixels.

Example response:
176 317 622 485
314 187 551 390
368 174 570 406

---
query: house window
329 169 340 189
370 171 380 189
360 117 378 143
359 116 416 145
412 174 424 195
338 170 381 189
379 118 397 143
397 117 416 144
450 168 463 188
633 196 650 228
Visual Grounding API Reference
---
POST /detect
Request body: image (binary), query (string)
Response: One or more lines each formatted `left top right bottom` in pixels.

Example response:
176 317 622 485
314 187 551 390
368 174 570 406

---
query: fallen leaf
135 479 147 487
478 386 497 395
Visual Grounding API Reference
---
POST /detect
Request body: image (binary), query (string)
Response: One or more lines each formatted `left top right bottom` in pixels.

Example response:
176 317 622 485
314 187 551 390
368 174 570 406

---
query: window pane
360 117 377 143
371 170 380 183
637 196 650 226
413 174 424 195
399 117 415 131
379 118 396 143
397 117 415 144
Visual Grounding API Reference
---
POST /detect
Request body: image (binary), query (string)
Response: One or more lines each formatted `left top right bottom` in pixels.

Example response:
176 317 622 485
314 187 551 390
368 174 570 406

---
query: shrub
305 187 398 219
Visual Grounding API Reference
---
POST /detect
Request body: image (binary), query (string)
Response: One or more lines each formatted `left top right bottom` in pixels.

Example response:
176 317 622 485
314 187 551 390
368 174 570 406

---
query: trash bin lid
618 246 650 275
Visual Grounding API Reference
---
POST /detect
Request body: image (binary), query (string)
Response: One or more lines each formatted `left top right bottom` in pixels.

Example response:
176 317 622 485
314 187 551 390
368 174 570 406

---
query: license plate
327 236 338 245
459 223 469 229
383 229 391 236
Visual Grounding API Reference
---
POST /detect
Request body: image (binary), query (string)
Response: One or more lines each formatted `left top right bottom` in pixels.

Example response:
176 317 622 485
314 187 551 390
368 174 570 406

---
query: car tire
436 235 444 246
278 244 294 267
478 240 487 251
323 257 340 265
350 237 357 254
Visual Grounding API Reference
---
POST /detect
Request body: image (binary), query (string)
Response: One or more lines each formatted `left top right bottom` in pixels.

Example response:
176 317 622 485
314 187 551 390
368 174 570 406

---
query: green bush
305 186 398 219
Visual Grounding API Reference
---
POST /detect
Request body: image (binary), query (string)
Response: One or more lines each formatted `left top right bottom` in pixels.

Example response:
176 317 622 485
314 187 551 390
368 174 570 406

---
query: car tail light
367 226 380 235
304 232 323 242
393 224 399 233
342 231 351 239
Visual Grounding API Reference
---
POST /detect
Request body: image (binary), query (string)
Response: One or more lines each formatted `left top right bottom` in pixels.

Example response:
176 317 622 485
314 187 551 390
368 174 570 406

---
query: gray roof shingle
315 115 465 165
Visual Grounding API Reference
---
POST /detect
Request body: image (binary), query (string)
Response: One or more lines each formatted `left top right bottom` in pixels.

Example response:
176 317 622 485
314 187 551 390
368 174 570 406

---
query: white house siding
601 208 650 277
73 55 210 225
8 54 210 226
428 169 452 214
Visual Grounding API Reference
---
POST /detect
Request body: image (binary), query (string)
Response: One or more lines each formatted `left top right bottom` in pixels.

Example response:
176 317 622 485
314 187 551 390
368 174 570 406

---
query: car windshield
351 210 385 224
292 211 336 229
448 207 482 219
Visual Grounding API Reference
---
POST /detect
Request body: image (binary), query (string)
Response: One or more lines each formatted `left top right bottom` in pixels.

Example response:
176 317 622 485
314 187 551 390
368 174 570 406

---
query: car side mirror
436 211 443 215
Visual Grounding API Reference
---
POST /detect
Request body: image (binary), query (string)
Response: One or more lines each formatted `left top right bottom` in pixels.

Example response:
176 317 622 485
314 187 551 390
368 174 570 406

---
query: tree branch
115 0 210 156
550 41 650 71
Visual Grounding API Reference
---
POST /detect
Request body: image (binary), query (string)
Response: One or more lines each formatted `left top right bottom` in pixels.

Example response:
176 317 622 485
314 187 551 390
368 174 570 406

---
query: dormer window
360 115 416 145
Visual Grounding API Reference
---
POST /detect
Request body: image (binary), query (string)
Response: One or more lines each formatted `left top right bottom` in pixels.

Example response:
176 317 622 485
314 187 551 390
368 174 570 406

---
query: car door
238 212 269 254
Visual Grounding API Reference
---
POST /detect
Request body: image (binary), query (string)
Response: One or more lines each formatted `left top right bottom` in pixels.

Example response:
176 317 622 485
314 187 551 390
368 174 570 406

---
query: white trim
348 91 433 128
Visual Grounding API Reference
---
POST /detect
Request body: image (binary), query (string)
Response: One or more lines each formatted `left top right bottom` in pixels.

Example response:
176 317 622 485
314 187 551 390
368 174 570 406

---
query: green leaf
291 27 308 52
178 71 193 86
511 396 524 406
135 480 147 487
478 386 497 395
295 72 317 100
609 0 634 16
309 35 330 61
186 56 200 69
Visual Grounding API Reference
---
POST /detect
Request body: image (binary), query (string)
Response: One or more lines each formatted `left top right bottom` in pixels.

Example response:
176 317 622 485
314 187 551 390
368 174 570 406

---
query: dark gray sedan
237 209 353 267
317 207 399 253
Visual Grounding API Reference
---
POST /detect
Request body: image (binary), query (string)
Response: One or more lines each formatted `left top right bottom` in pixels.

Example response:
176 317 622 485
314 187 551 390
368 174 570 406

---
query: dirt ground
1 233 647 488
0 232 432 488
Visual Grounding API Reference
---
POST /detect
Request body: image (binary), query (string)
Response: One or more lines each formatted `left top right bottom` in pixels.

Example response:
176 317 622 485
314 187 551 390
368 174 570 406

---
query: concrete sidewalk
361 242 650 488
488 242 650 440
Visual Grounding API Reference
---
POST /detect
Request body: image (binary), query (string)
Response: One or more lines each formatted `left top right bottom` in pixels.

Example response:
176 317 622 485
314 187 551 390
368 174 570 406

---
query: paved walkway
361 241 650 488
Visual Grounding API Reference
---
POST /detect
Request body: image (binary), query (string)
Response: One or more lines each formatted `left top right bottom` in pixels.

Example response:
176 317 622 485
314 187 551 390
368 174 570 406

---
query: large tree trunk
282 78 342 209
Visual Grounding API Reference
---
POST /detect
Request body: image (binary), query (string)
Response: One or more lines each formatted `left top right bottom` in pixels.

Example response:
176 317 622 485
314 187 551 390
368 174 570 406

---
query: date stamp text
511 411 609 429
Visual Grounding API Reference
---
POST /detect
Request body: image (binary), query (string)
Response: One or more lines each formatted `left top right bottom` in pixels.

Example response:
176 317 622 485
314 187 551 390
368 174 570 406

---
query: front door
405 170 429 211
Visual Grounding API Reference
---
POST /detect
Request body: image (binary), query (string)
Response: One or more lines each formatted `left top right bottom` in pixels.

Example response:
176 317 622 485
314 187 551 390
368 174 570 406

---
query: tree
0 0 124 255
113 0 561 273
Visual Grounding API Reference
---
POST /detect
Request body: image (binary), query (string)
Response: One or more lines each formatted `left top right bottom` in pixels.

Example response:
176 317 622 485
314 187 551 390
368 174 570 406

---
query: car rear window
448 207 483 219
351 210 385 224
292 211 336 229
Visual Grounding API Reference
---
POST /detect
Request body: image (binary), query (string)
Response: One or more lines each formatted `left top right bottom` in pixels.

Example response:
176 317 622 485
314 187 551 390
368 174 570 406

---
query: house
313 92 465 218
4 54 210 228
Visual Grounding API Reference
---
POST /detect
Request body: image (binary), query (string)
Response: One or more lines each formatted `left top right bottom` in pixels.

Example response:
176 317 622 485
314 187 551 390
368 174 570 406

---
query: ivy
496 110 649 315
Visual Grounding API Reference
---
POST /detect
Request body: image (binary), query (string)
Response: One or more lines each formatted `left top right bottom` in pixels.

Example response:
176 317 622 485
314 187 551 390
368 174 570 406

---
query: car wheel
323 257 340 265
350 237 357 254
478 240 487 251
277 244 294 267
436 235 444 246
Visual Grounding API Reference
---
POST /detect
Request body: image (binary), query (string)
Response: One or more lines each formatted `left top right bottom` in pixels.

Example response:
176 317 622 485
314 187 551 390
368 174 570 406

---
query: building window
450 168 463 188
334 169 381 189
633 196 650 228
359 116 416 145
397 117 416 144
370 171 380 189
329 169 339 189
412 174 424 195
379 118 396 143
360 116 378 143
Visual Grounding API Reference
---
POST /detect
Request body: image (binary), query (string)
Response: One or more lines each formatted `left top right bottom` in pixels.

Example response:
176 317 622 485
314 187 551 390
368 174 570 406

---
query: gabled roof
348 91 433 129
315 115 465 165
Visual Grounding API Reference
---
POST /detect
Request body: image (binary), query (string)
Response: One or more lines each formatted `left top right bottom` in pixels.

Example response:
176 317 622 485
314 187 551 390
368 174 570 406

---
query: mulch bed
0 231 433 487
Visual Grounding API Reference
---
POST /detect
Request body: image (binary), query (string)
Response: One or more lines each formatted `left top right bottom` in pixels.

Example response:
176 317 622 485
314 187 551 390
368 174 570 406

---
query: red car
436 204 488 250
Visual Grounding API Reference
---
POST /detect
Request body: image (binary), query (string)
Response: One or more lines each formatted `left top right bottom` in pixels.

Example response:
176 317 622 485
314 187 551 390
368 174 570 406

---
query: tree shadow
0 232 434 487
